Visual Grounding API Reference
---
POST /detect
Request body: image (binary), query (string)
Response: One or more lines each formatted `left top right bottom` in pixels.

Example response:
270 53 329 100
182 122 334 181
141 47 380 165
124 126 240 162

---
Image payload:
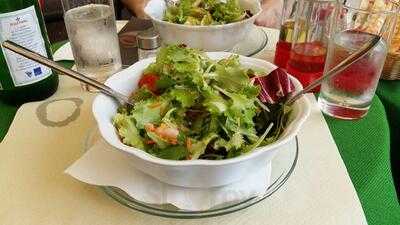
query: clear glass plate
232 26 269 57
84 128 298 219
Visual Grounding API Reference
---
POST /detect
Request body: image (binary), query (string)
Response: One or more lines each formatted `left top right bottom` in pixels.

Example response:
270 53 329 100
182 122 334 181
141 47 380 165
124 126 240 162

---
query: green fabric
376 81 400 199
324 95 400 225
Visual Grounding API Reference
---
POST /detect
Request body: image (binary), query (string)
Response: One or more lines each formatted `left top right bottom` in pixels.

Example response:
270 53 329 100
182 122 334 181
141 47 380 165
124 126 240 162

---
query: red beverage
274 41 292 68
286 42 327 92
274 21 297 69
331 58 377 94
321 53 383 120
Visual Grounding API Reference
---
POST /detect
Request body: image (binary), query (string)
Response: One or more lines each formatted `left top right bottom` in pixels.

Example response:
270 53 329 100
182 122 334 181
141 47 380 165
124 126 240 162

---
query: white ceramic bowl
144 0 262 51
92 52 310 188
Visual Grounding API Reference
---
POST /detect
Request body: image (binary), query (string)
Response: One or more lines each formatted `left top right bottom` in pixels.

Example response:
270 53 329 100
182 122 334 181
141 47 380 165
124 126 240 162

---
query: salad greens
163 0 252 25
113 45 291 160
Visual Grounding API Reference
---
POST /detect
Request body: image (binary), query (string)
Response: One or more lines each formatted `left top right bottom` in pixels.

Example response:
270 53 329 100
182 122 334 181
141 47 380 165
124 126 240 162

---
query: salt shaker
137 29 161 60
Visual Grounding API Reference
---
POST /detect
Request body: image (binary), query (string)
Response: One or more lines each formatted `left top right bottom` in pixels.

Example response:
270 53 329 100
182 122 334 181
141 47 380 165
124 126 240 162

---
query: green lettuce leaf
213 131 244 152
150 145 189 160
213 85 257 131
156 75 175 90
200 83 228 114
131 99 168 129
168 88 198 108
113 113 145 149
130 87 154 102
163 0 246 25
212 0 245 23
214 62 249 92
146 131 170 149
189 133 218 159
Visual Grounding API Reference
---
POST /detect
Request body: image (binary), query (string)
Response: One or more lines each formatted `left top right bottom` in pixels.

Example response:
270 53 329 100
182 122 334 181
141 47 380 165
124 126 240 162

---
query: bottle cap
137 29 161 50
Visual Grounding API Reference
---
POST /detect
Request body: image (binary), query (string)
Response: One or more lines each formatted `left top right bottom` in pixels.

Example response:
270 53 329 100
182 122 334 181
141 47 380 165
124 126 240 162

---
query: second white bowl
144 0 262 51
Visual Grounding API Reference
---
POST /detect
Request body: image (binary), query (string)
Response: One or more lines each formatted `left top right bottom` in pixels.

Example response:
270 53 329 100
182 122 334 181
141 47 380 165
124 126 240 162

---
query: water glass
61 0 122 91
318 1 398 120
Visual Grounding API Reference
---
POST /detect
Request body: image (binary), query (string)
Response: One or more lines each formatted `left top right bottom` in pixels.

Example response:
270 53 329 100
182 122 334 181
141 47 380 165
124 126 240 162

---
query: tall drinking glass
286 0 336 92
318 1 398 120
61 0 122 91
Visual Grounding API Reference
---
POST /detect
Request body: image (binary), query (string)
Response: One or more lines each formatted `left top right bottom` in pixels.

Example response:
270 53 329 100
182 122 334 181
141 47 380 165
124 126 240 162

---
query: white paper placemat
53 42 74 61
0 76 367 224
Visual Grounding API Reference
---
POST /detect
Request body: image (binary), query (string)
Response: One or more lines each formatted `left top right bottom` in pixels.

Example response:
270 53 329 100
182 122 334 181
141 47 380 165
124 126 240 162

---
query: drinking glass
274 0 298 68
61 0 122 91
318 1 398 120
286 0 336 92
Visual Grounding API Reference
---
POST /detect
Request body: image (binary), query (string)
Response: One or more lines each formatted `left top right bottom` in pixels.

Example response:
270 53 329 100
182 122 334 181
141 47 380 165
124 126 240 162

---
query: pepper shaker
137 29 161 60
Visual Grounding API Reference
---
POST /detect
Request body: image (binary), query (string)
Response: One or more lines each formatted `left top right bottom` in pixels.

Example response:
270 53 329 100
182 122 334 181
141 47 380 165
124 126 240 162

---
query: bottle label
0 6 51 87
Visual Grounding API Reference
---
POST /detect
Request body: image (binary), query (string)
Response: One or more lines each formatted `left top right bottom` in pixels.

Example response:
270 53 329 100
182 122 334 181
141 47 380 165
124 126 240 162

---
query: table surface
0 26 399 224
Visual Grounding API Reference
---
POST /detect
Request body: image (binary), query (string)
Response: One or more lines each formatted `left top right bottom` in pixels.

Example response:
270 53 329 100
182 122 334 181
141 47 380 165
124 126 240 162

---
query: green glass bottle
0 0 58 104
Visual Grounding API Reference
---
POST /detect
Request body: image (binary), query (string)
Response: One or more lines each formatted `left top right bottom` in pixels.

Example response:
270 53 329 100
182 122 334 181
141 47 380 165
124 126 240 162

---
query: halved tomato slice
138 73 159 93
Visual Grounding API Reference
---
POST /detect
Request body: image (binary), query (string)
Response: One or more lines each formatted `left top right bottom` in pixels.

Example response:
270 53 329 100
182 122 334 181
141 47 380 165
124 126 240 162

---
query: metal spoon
286 35 381 105
1 40 133 107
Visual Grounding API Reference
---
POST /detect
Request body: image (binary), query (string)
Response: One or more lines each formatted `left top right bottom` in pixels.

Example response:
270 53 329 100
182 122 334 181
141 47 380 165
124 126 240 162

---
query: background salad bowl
144 0 262 51
92 52 310 188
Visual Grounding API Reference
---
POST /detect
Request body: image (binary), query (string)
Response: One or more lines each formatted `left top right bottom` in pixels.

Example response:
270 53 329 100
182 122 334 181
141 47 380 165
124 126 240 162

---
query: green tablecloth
324 95 399 224
0 43 399 224
376 80 400 198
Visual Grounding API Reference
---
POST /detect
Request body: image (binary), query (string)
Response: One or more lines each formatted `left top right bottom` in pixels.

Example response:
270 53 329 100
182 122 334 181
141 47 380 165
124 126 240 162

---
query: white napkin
53 42 74 61
65 138 271 211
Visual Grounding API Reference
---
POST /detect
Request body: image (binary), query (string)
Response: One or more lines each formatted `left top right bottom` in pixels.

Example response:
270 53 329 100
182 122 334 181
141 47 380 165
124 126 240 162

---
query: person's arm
255 0 283 28
121 0 149 18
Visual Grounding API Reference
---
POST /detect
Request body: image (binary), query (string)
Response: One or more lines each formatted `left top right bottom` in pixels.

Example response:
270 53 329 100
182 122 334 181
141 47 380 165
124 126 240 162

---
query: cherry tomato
138 73 159 93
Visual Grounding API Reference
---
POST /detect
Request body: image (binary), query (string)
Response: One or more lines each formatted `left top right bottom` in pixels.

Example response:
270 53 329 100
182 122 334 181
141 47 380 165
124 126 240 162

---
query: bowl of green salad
144 0 262 51
92 45 310 188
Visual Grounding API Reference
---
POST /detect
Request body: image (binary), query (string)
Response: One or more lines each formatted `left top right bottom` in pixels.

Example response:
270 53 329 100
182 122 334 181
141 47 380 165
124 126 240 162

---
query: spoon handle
286 35 382 105
1 40 132 106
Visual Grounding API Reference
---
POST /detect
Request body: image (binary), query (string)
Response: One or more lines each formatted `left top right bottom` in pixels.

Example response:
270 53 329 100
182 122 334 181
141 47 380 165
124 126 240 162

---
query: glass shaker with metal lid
137 29 161 60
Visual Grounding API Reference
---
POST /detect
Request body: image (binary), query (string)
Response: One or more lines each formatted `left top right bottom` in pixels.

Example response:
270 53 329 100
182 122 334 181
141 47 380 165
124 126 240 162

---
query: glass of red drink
318 1 398 120
286 0 335 92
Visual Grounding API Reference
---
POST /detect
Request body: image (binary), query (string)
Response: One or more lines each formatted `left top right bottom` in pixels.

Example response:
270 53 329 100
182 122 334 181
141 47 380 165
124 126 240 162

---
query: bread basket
382 12 400 80
382 50 400 80
358 0 400 80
